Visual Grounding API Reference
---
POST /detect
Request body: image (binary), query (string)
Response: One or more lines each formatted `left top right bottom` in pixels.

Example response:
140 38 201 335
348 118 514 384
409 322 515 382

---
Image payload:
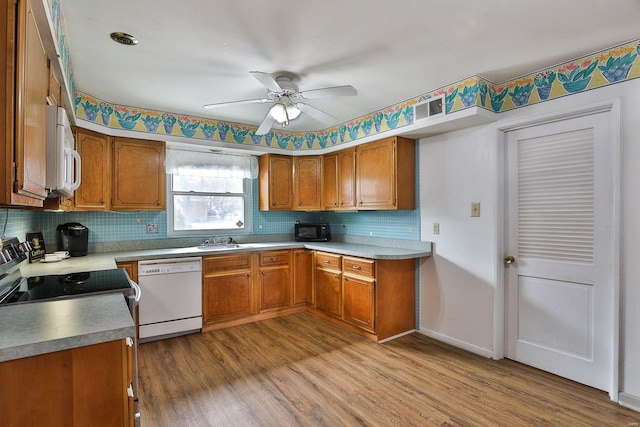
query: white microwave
46 106 81 197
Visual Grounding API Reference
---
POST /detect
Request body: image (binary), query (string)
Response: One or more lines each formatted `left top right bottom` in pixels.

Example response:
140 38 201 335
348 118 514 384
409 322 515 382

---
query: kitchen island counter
0 293 135 362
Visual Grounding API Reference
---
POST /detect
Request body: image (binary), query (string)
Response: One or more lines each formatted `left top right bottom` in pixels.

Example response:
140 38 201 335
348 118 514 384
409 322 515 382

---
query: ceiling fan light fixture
268 103 301 125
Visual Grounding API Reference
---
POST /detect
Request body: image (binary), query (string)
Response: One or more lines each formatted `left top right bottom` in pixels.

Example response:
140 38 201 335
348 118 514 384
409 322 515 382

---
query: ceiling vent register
414 94 446 121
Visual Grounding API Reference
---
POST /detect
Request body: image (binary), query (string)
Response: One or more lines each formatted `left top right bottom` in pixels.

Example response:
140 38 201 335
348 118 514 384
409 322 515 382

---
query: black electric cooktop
0 268 133 305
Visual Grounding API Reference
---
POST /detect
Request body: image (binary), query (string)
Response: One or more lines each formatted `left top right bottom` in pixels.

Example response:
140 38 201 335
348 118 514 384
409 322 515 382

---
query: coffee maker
56 223 89 257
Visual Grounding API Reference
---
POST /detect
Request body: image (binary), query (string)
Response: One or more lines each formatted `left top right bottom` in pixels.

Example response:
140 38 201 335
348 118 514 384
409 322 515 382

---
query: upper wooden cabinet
75 128 110 210
356 136 415 210
322 148 356 211
321 153 338 210
337 148 357 210
259 137 414 212
293 155 321 210
111 137 165 210
74 130 165 211
259 154 293 211
0 0 48 207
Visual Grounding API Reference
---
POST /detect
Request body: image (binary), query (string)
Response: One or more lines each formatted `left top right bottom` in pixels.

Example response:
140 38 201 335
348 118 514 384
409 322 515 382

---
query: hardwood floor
138 312 639 426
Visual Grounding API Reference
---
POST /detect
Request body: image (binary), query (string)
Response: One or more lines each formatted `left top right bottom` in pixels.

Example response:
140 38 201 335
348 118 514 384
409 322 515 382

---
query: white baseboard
418 327 494 358
378 329 417 344
619 392 640 413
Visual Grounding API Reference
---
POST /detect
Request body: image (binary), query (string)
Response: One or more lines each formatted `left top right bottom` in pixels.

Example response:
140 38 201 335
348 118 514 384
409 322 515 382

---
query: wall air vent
414 94 446 120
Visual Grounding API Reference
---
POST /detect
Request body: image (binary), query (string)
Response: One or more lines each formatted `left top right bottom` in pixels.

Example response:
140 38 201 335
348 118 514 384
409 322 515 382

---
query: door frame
492 99 621 401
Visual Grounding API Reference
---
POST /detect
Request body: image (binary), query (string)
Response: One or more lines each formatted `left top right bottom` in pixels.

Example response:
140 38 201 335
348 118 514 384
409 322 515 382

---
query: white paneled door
505 111 616 392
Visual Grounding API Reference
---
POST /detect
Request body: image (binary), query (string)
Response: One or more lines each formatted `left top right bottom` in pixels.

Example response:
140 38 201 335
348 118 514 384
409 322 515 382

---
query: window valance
165 149 258 179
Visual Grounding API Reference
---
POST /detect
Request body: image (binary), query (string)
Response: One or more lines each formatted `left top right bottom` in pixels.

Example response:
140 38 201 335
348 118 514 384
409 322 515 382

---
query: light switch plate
471 202 481 217
433 223 440 235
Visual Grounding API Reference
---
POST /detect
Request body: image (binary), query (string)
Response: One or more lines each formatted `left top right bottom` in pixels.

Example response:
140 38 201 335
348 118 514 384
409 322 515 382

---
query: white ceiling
61 0 640 132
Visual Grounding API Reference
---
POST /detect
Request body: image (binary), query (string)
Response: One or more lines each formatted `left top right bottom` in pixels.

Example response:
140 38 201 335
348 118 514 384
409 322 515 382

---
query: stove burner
62 272 91 285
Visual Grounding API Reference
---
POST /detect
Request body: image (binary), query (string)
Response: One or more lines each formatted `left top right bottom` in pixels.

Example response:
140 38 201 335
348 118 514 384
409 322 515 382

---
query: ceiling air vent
414 94 446 120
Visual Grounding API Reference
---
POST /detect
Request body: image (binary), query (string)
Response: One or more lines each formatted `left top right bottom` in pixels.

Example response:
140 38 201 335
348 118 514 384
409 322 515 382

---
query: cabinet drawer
315 252 341 270
259 250 290 267
204 254 251 273
343 256 375 278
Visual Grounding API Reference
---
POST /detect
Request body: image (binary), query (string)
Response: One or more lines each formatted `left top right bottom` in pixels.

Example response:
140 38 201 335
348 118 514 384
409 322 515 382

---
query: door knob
504 255 515 265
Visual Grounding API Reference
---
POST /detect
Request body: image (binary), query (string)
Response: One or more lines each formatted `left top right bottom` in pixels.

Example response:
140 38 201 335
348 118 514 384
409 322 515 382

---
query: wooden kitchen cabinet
321 153 338 209
293 155 321 210
314 252 342 318
0 0 48 207
259 250 291 311
342 256 376 332
337 147 357 210
116 261 138 284
111 137 165 210
312 250 416 342
321 148 356 211
293 249 313 306
0 339 133 426
356 136 415 210
203 254 255 323
74 131 165 211
259 154 293 210
75 127 111 210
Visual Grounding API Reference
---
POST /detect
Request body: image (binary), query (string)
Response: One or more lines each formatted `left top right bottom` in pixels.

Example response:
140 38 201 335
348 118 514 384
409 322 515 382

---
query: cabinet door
203 273 253 323
75 128 110 210
356 138 396 209
315 268 342 317
343 275 375 331
111 138 165 210
321 153 338 210
337 148 356 210
293 156 321 210
293 249 313 306
14 0 48 202
259 154 293 210
47 60 61 107
260 268 290 310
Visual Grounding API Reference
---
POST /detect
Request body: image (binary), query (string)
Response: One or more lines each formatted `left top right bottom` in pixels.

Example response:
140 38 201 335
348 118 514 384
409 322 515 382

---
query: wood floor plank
137 312 640 426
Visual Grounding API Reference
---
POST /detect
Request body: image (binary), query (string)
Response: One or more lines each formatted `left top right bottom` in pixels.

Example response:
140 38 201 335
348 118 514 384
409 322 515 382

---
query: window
166 149 257 236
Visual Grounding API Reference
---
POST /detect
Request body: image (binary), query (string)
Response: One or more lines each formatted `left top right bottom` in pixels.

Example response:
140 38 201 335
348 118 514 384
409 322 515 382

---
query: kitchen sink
194 244 242 251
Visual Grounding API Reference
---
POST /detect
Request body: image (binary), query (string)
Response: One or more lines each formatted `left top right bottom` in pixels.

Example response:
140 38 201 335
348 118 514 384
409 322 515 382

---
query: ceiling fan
203 71 357 135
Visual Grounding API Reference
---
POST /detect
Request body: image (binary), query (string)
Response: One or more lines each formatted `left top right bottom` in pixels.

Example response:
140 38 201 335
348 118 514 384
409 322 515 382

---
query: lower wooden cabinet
293 249 313 306
259 250 291 311
0 339 133 426
342 274 375 332
199 248 416 341
312 251 415 341
203 254 254 323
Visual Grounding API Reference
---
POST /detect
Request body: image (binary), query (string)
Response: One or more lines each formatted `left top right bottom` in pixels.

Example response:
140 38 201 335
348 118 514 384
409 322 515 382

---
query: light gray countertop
0 293 135 362
4 239 430 363
20 240 432 277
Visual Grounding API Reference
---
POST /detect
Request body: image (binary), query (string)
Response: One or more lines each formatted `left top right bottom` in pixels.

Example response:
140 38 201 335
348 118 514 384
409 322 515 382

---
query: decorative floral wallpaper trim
46 0 75 98
74 39 640 150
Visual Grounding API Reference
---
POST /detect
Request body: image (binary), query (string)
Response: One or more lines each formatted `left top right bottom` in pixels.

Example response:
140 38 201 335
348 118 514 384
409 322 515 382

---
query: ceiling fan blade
203 98 272 110
298 85 357 99
296 103 335 124
255 112 277 135
249 71 283 92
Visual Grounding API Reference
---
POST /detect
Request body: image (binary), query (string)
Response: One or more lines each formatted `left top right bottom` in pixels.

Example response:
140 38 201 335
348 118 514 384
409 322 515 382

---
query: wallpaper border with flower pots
74 38 640 151
46 0 75 99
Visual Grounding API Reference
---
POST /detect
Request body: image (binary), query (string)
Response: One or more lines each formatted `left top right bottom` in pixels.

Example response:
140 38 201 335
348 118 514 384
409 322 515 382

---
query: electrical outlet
471 202 481 217
433 223 440 235
146 223 158 234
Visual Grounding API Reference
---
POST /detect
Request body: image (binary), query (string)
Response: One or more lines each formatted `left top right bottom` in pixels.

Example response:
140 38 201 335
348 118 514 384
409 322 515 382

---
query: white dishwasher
138 257 202 342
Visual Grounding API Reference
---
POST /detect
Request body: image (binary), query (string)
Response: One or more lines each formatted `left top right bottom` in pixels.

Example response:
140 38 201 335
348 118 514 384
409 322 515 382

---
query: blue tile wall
3 144 421 245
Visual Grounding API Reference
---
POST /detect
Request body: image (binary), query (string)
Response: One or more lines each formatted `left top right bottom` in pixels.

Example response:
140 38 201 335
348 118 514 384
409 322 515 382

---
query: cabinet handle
323 260 330 263
352 265 361 270
271 257 277 262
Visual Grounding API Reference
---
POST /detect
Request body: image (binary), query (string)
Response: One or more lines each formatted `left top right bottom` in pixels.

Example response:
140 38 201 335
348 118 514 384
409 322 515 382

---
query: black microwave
295 223 331 242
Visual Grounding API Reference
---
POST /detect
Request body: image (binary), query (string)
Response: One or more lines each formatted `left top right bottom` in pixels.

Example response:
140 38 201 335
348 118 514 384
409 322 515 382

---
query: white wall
418 78 640 401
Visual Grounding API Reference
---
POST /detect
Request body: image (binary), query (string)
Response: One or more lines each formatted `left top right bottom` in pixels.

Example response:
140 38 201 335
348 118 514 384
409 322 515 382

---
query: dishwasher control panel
138 257 202 276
